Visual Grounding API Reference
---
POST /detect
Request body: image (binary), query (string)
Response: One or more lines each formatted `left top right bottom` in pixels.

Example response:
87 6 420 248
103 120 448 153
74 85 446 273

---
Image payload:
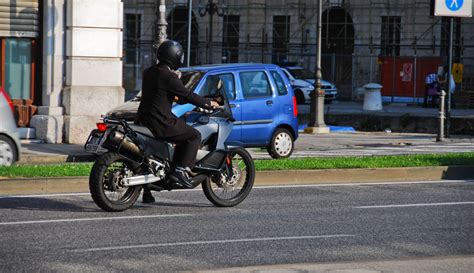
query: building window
272 16 290 63
124 13 141 65
223 15 240 63
380 16 401 56
441 17 461 62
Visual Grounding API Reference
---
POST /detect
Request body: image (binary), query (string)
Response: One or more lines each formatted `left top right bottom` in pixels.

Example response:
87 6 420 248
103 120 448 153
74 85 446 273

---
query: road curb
1 166 473 195
18 154 96 165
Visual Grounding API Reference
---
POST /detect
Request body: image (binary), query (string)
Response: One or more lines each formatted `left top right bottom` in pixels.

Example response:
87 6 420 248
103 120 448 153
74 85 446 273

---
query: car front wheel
267 128 294 159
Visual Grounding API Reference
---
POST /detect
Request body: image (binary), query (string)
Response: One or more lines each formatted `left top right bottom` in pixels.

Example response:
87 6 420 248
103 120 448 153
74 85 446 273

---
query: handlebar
196 106 225 115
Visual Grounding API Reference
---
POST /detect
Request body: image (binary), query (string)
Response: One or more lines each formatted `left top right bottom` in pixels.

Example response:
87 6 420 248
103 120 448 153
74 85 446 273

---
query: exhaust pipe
124 174 162 186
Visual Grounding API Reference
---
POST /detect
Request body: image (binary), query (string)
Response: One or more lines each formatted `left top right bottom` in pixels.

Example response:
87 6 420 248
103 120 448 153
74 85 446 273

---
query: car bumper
307 90 337 100
323 90 337 100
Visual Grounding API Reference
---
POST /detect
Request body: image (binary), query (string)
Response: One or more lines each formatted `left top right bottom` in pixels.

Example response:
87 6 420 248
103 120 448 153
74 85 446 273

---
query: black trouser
140 118 201 169
161 125 201 169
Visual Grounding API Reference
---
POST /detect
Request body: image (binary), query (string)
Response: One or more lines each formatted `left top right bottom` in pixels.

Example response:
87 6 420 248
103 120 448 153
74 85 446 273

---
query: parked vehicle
280 66 338 104
0 88 21 166
85 88 255 212
107 64 299 159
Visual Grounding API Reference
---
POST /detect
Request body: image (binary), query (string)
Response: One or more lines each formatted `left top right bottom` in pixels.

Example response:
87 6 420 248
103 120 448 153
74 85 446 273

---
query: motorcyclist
135 40 219 196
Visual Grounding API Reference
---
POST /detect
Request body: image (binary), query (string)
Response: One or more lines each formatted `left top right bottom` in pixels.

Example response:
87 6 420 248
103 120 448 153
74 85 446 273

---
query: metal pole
186 0 192 66
446 17 453 138
208 5 213 64
305 0 328 134
413 36 417 104
156 0 167 54
437 90 446 142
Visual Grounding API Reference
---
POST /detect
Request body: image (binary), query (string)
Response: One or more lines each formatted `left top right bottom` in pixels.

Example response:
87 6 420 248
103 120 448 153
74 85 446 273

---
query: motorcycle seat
129 124 154 138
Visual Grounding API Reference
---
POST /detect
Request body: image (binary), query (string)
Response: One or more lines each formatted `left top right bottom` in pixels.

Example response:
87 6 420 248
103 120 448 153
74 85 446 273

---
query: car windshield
132 70 204 101
288 68 314 80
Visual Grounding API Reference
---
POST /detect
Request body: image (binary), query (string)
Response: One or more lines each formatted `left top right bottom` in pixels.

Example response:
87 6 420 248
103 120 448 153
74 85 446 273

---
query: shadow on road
0 197 99 212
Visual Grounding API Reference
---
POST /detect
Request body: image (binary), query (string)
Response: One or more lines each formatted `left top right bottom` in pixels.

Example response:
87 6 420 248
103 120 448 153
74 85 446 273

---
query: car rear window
270 71 288 95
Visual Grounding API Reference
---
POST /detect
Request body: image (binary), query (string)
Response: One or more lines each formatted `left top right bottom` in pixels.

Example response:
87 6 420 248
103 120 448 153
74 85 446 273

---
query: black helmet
156 40 184 70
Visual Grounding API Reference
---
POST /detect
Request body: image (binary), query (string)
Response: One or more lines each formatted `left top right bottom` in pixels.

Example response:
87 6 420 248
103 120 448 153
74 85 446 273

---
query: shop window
4 38 32 99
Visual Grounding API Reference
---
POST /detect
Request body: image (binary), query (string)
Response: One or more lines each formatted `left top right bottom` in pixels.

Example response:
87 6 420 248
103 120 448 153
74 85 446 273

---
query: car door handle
230 103 238 108
266 100 273 106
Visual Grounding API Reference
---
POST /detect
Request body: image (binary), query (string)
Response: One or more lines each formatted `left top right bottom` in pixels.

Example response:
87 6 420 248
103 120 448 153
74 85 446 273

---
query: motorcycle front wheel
89 152 142 212
202 147 255 207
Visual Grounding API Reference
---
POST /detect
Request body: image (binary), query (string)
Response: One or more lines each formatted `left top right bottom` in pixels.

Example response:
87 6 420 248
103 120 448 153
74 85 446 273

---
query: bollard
436 90 446 142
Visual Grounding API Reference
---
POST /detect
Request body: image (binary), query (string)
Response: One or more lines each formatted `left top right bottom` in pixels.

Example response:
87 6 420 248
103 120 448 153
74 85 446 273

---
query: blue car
107 64 299 158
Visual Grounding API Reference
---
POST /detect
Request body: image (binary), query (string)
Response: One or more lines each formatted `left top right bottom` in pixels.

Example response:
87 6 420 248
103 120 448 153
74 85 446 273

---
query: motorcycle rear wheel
202 147 255 207
89 152 142 212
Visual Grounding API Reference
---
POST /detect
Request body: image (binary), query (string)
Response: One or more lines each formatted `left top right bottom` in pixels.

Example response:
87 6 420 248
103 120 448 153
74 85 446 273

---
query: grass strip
0 153 473 178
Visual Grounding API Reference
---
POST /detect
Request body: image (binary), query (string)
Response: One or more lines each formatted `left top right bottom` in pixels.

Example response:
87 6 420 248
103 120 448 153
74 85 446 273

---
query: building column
63 0 124 144
30 0 66 143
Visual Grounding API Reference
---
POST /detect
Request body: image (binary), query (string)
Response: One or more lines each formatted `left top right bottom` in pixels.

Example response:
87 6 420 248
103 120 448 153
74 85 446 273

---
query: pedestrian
438 66 456 108
423 72 439 108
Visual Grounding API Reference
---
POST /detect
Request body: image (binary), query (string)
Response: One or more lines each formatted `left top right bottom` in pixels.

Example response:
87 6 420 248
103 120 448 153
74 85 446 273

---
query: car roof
180 63 281 73
283 66 304 70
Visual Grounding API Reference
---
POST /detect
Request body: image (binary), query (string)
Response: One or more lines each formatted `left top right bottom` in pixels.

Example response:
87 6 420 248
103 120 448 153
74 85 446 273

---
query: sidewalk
16 101 474 164
19 132 474 163
298 101 474 135
301 100 474 118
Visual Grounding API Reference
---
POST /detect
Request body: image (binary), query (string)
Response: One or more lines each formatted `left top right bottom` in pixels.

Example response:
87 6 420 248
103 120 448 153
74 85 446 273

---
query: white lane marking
0 193 90 199
0 214 193 226
1 180 471 199
71 234 355 252
354 201 474 209
253 180 472 189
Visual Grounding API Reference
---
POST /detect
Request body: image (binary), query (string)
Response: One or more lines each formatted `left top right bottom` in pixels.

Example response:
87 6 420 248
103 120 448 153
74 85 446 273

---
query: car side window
201 73 236 99
270 71 288 96
239 71 272 99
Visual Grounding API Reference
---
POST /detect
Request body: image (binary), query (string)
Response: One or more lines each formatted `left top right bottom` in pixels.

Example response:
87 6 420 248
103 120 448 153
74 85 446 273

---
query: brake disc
220 165 242 187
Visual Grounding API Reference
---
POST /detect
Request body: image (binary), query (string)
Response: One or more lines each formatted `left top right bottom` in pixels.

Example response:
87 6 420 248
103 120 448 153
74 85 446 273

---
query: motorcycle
84 93 255 212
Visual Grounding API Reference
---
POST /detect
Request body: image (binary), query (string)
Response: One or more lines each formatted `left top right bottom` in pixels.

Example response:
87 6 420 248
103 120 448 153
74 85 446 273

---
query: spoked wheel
202 147 255 207
89 152 142 212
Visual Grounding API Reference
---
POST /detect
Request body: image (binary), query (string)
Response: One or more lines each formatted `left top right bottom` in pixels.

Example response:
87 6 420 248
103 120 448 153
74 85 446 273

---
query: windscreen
288 68 314 80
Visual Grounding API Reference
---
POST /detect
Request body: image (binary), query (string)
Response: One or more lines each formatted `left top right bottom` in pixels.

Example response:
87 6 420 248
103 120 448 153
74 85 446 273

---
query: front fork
224 153 234 179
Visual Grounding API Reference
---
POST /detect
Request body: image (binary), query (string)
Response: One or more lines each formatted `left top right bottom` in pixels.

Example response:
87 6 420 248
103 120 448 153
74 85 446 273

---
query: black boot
169 167 193 188
142 189 155 203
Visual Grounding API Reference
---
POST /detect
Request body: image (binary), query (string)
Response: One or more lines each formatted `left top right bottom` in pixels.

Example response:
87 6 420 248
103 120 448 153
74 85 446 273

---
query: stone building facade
123 0 474 101
2 0 473 144
31 0 124 144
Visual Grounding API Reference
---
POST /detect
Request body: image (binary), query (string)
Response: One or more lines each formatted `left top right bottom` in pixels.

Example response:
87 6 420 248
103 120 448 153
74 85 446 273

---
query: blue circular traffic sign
445 0 464 11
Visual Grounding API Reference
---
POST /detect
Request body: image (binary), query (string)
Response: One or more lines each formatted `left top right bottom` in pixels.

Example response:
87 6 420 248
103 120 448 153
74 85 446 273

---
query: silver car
282 66 338 104
0 89 21 166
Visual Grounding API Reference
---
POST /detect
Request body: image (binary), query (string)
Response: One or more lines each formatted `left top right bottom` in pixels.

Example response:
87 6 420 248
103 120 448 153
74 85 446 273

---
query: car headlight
307 85 314 90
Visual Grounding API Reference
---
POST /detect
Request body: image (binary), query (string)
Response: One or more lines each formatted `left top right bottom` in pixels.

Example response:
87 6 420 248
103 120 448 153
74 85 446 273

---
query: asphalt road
0 181 473 272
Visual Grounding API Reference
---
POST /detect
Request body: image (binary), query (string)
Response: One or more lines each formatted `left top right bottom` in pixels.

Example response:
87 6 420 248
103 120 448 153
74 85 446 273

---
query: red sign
402 63 413 82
